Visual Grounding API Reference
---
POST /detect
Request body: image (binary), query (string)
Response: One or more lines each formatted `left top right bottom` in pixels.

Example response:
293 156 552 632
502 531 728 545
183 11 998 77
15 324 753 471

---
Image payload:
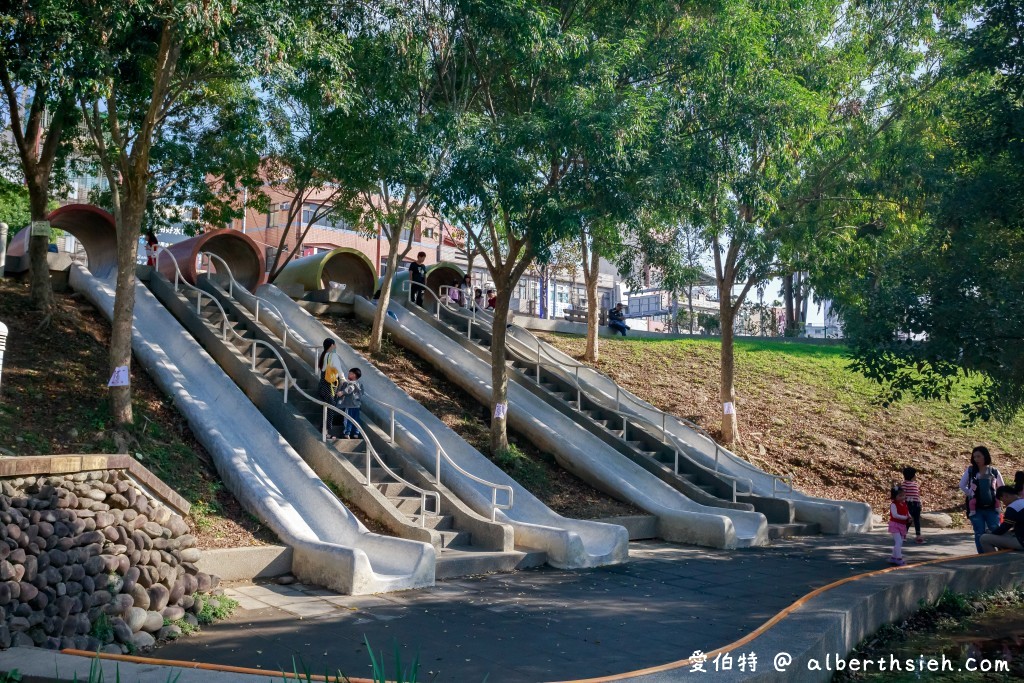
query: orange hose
59 649 375 682
60 550 1010 683
551 549 1010 682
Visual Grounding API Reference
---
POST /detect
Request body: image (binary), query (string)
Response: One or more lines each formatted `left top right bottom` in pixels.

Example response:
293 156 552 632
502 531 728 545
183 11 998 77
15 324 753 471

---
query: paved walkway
158 531 980 682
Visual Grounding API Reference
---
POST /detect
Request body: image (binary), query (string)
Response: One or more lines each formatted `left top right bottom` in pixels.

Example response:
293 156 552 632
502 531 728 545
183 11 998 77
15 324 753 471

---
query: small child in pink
888 485 910 566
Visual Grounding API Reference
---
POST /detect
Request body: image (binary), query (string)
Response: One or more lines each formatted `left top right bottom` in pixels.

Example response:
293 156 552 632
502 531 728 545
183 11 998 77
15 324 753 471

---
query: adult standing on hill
959 446 1006 553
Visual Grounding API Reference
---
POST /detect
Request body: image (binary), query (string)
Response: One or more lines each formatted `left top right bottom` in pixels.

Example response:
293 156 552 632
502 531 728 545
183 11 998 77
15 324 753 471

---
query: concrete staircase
425 303 820 541
149 273 545 578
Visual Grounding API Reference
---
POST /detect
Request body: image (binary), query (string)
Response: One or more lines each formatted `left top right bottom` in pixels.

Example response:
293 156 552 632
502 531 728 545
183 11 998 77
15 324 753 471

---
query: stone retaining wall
0 455 220 655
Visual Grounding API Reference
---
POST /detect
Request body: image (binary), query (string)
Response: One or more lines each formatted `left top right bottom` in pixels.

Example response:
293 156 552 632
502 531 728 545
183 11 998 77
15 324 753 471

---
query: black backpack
972 467 1000 510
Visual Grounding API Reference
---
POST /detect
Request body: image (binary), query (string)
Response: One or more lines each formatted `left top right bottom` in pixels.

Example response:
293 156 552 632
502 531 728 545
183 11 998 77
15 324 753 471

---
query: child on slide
888 485 910 566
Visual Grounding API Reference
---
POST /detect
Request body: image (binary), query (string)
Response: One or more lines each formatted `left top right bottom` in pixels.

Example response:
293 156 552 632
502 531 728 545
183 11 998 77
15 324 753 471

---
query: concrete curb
579 551 1024 682
6 551 1021 683
194 546 293 582
0 453 190 515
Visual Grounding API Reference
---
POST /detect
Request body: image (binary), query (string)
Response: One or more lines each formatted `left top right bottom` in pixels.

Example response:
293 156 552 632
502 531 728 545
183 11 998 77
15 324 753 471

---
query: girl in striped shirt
902 466 924 544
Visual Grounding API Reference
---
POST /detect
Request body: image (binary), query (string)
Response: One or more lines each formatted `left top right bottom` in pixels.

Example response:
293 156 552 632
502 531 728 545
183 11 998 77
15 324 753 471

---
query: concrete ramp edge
256 284 630 568
508 326 873 534
68 265 433 594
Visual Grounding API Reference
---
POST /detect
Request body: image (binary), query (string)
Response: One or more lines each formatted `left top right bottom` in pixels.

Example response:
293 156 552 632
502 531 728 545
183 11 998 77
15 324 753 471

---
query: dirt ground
537 332 1024 525
319 316 643 520
0 277 276 549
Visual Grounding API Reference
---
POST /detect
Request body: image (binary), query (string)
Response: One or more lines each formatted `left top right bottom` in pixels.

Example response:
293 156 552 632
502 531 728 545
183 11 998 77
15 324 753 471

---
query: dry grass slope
538 332 1024 522
0 278 276 549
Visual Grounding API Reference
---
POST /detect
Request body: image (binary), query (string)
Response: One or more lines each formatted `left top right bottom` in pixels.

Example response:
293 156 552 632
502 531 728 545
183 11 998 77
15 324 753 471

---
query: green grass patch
493 444 550 495
196 594 239 625
575 333 1024 447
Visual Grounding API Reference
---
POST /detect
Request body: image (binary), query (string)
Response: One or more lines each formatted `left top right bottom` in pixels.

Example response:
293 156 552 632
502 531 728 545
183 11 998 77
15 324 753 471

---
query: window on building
301 203 349 230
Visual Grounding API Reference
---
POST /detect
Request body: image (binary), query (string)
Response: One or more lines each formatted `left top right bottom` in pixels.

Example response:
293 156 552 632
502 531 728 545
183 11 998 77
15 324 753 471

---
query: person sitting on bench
608 303 629 336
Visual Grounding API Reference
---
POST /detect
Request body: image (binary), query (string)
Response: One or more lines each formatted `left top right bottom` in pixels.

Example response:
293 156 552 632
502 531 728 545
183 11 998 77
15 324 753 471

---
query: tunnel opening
159 229 265 292
274 248 378 299
3 204 118 279
381 261 465 304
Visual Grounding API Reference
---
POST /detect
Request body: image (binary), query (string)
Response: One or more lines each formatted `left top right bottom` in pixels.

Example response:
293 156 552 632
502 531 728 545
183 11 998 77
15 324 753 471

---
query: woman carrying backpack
318 339 345 440
959 445 1006 553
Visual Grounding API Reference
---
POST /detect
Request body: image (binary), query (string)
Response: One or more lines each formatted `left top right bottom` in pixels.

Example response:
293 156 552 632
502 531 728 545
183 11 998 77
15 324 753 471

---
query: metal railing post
322 406 327 442
390 409 396 443
251 342 257 370
283 376 289 404
435 446 441 484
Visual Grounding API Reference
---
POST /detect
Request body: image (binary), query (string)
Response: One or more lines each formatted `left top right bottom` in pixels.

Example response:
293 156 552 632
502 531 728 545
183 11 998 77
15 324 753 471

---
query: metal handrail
427 291 787 501
159 248 440 524
198 252 319 371
376 397 513 522
517 322 797 496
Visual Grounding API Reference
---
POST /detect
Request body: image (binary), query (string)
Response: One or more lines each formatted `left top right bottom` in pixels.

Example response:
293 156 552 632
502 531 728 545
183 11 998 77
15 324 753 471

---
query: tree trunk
783 272 795 333
108 187 147 427
719 300 739 445
26 180 54 314
582 247 600 362
369 232 404 355
489 283 512 454
798 272 809 324
687 284 695 333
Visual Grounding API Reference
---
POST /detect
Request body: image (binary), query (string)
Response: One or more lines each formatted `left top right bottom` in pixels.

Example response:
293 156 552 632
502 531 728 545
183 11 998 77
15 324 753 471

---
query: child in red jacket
888 485 910 566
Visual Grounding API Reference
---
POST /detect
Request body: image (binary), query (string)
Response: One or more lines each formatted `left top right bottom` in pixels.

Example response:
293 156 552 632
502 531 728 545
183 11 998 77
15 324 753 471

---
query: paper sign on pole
107 366 130 387
30 220 50 238
494 403 508 419
723 402 735 415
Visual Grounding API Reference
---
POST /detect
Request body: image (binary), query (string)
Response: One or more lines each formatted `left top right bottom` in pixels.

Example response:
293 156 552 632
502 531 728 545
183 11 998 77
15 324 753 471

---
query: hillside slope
537 333 1024 522
0 278 275 549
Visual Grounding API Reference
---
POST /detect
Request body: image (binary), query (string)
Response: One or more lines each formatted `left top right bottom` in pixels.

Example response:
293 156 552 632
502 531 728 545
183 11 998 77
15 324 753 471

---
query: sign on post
30 220 50 238
0 321 7 395
107 366 130 387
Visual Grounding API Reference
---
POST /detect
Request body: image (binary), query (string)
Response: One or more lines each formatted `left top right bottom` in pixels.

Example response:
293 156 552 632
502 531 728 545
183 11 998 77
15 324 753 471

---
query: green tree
654 0 948 444
812 1 1024 421
0 0 81 316
330 0 473 356
438 0 664 452
0 177 30 231
77 0 311 426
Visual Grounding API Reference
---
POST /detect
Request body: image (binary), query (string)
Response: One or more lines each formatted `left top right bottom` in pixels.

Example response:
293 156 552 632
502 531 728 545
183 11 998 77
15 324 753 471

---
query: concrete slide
343 295 769 549
256 285 630 568
506 324 873 534
68 265 434 594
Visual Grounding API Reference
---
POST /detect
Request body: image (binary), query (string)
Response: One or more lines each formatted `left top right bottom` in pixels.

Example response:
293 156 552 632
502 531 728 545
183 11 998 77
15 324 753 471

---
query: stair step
376 482 414 497
390 496 425 514
438 529 472 548
433 546 547 580
370 462 402 477
410 514 454 531
334 438 366 454
768 522 821 540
